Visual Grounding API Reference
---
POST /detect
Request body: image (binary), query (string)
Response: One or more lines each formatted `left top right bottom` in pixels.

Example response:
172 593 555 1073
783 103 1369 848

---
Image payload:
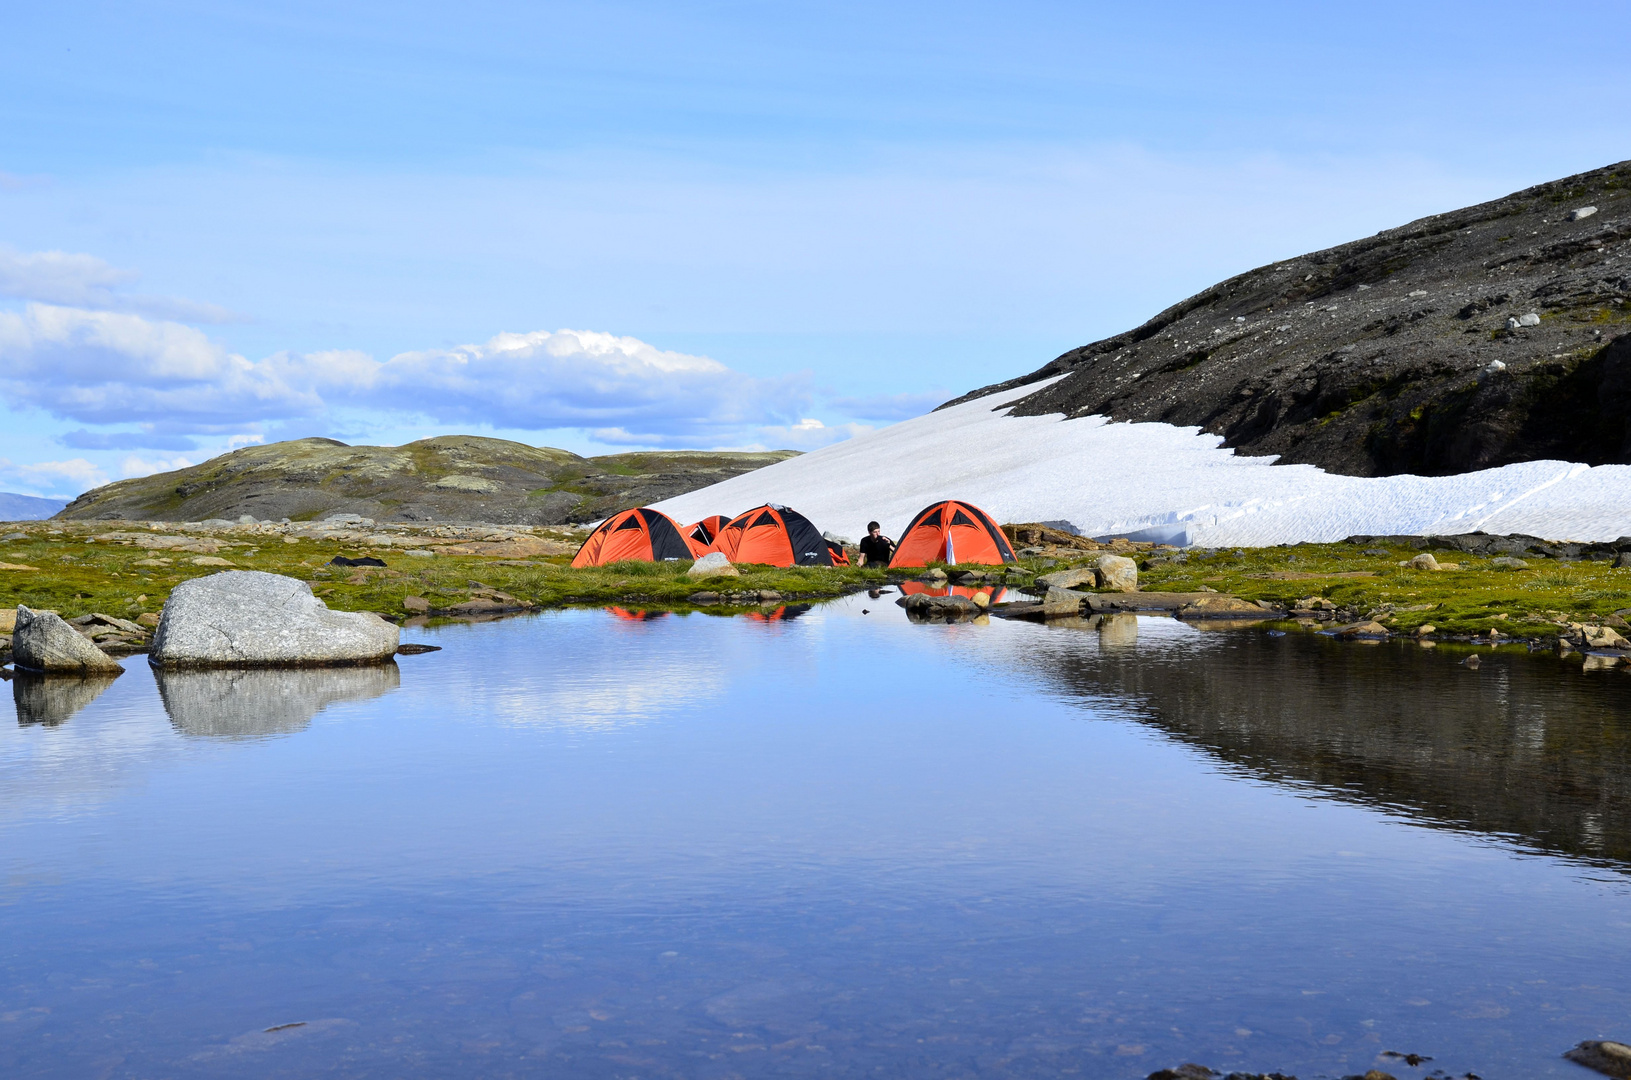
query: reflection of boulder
13 671 121 726
156 664 400 738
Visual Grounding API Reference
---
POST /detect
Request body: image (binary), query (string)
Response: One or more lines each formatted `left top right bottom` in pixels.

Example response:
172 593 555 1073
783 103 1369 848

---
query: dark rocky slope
950 160 1631 476
55 436 796 525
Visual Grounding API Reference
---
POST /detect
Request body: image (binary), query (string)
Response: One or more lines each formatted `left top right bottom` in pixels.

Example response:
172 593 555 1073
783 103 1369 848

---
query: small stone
1582 625 1628 649
404 549 435 558
1042 587 1087 617
687 592 721 604
1507 316 1521 330
136 613 161 628
402 596 430 613
970 590 991 609
1094 553 1139 592
1335 620 1390 639
1564 1039 1631 1078
757 590 782 602
1408 552 1440 571
237 514 256 524
1036 567 1098 590
12 606 125 674
1492 556 1530 569
1519 312 1541 327
1461 654 1481 669
190 555 236 567
1567 206 1599 221
1415 624 1435 636
922 567 948 583
1361 548 1389 556
688 552 739 578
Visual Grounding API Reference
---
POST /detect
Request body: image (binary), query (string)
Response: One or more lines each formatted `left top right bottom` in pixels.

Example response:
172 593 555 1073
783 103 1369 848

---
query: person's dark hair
867 521 880 532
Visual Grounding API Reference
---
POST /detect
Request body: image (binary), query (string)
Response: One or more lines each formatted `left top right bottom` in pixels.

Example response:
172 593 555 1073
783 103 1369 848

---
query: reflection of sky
3 599 1631 1078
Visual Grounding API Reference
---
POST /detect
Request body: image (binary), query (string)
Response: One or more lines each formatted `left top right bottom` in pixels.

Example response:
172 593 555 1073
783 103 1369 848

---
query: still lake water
3 594 1630 1079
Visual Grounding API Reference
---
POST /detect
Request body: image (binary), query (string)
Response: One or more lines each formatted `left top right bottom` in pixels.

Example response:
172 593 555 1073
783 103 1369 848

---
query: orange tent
572 507 702 567
707 504 835 566
687 515 731 548
889 500 1017 568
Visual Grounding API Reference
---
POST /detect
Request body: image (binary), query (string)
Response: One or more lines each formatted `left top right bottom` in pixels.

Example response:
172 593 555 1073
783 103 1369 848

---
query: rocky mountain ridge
951 159 1631 477
54 436 797 525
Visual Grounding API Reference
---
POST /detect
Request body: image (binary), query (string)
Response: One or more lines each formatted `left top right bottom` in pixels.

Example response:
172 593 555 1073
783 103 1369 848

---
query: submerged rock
898 592 981 621
1565 1039 1631 1078
1043 587 1087 617
150 571 399 668
12 606 125 674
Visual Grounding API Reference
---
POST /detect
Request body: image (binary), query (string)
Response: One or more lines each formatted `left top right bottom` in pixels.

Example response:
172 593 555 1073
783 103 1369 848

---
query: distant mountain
56 436 798 524
0 491 69 521
950 159 1631 477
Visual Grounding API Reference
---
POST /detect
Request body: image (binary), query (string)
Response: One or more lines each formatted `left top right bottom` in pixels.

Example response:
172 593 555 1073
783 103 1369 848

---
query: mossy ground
0 534 890 622
2 532 1624 641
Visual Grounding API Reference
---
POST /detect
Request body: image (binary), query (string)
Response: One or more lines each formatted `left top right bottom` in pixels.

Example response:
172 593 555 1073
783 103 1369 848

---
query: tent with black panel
687 515 732 548
571 507 702 567
888 500 1017 568
706 504 835 567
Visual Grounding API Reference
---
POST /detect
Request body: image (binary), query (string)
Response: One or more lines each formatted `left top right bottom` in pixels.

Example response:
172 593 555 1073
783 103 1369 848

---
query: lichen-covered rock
12 606 125 674
1036 567 1098 590
150 571 399 668
1094 554 1139 591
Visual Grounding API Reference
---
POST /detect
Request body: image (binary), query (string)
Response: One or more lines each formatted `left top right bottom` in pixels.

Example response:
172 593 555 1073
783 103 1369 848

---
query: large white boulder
150 571 399 668
12 605 125 674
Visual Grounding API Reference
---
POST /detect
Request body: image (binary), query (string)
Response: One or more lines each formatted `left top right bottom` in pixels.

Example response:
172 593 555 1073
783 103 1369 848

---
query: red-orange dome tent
707 504 835 567
888 500 1017 568
572 507 702 567
687 515 731 548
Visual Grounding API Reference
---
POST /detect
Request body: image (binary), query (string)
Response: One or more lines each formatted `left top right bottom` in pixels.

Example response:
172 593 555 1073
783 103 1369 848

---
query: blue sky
2 0 1627 497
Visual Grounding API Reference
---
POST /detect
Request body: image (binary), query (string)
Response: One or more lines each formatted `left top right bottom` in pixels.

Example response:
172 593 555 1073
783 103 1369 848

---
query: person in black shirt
857 521 894 567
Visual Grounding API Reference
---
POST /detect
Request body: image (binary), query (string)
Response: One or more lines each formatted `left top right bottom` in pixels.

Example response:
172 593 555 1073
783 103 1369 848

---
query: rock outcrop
949 160 1631 477
11 606 125 674
55 436 797 526
150 571 400 668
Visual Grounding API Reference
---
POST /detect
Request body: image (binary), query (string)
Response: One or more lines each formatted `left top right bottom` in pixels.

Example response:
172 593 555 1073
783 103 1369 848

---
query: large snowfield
654 378 1631 546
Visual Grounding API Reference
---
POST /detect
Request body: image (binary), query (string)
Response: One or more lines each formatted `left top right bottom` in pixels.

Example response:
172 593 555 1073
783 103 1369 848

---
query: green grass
2 530 1625 642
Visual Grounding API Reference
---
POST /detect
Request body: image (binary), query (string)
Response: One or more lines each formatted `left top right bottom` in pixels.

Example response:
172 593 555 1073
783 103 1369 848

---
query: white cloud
754 417 873 449
0 303 320 426
1 309 816 446
0 245 242 323
0 456 109 496
120 454 196 479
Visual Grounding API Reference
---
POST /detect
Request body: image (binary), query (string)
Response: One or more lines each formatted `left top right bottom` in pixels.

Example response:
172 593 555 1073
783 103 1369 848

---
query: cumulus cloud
0 303 320 426
307 329 812 440
0 245 242 323
2 310 813 446
119 454 196 479
0 456 109 496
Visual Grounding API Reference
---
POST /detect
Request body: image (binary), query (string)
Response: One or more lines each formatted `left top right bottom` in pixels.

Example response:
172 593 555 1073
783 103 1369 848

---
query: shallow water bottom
3 595 1629 1078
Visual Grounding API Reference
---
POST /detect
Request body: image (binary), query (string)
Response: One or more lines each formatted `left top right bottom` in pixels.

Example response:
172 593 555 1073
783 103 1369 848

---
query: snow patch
653 378 1631 545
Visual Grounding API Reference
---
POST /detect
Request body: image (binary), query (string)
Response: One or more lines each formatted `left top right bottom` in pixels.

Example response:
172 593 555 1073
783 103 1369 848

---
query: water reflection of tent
707 504 836 567
890 500 1017 567
687 515 731 547
605 607 672 622
739 604 811 623
897 581 1007 604
572 508 700 567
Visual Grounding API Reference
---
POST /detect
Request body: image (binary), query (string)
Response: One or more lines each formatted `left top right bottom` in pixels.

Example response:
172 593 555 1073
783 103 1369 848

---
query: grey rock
1518 312 1542 327
1568 206 1599 221
1492 556 1531 569
1043 587 1087 617
13 671 121 726
1616 552 1631 569
688 552 739 578
150 571 399 668
1095 554 1139 591
687 591 721 604
156 664 399 738
900 592 982 621
12 606 125 674
1564 1039 1631 1078
1408 552 1440 570
1037 567 1099 590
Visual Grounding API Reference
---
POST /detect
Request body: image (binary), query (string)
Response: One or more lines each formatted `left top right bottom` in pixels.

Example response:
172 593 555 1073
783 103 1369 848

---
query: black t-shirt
858 534 894 565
